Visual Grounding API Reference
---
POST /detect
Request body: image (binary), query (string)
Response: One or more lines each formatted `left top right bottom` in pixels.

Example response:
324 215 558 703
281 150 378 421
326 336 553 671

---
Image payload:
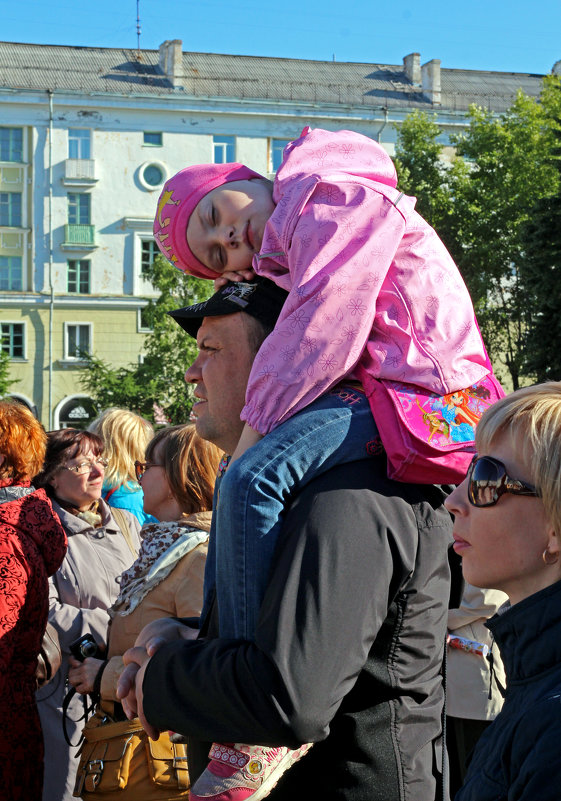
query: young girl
154 127 503 801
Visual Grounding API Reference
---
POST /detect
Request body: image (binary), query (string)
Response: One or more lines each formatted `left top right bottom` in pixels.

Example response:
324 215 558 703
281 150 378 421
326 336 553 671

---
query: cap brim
168 278 289 340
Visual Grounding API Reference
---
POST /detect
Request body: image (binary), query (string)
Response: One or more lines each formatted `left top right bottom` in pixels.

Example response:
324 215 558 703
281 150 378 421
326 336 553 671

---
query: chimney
158 39 183 87
422 58 441 105
403 53 421 86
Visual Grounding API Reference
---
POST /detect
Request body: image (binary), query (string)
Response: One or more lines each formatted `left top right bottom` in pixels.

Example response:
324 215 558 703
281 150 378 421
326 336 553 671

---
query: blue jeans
210 385 379 640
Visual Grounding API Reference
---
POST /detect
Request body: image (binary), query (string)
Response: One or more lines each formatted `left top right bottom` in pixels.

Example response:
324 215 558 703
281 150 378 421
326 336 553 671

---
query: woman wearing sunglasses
34 428 142 801
67 424 222 799
446 381 561 801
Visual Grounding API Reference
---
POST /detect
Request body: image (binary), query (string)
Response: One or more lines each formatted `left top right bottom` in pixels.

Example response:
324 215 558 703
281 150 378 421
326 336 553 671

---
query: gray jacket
37 498 140 801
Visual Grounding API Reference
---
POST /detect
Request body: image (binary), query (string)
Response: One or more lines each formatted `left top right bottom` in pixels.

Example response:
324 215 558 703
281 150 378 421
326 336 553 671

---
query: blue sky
2 0 560 75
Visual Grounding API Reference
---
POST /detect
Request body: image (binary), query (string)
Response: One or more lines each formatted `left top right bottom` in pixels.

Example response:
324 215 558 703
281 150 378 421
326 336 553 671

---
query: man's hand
214 268 256 289
117 619 198 733
68 656 105 695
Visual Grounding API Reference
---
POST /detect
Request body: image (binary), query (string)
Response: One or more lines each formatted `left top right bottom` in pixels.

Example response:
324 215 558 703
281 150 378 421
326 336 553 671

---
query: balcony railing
62 224 96 248
63 159 97 184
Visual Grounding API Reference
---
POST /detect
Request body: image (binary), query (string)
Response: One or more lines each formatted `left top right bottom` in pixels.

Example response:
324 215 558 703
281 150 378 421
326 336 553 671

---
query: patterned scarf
54 498 102 527
110 511 212 617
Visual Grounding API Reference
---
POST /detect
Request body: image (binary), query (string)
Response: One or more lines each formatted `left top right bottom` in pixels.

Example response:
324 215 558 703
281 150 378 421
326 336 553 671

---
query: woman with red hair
0 400 67 801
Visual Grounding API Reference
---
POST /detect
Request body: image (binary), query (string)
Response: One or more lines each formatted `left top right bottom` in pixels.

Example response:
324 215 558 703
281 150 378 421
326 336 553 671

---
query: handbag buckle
86 759 104 789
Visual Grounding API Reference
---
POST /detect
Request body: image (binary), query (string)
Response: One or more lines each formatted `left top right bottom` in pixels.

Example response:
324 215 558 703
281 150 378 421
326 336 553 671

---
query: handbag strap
110 507 137 557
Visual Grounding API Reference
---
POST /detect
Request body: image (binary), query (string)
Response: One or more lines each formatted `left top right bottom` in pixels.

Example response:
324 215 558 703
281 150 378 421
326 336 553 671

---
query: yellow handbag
73 704 189 800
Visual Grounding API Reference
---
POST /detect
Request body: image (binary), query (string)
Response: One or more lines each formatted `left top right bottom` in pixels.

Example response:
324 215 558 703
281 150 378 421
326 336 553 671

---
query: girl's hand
68 656 105 695
229 423 263 466
213 268 256 290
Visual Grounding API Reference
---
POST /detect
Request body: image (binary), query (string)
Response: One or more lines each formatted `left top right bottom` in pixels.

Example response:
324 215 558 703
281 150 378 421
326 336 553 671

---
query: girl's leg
214 385 378 640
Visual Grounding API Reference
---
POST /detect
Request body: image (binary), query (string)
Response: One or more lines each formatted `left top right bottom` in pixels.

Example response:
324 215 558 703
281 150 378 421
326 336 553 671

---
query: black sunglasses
467 455 539 508
134 460 162 482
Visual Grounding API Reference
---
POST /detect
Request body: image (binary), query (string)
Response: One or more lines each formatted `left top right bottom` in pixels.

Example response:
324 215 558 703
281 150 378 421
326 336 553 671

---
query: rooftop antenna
136 0 142 57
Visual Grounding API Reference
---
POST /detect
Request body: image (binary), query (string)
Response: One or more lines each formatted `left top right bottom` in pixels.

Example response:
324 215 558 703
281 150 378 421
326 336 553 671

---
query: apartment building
0 39 547 426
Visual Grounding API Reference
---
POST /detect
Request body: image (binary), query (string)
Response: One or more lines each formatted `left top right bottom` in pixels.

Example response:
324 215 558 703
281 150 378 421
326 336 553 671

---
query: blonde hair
146 424 222 514
476 381 561 534
89 408 154 488
0 400 47 482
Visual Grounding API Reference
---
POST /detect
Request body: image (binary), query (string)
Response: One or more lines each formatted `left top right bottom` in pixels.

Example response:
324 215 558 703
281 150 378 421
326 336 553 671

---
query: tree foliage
80 255 213 423
394 79 561 388
0 350 17 397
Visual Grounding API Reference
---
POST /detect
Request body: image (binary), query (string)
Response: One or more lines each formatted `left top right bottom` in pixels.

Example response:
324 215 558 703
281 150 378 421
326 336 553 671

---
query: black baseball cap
168 277 288 339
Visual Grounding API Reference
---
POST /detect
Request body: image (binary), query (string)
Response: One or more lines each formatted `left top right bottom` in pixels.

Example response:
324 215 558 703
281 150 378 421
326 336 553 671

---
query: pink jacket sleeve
241 180 405 434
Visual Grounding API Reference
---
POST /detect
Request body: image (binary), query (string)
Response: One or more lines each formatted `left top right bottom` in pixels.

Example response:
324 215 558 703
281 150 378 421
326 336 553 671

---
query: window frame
1 321 26 359
68 128 91 160
67 193 91 225
0 127 23 163
64 322 92 361
143 132 163 147
0 191 22 227
212 135 235 164
67 259 91 294
0 255 23 291
269 138 291 174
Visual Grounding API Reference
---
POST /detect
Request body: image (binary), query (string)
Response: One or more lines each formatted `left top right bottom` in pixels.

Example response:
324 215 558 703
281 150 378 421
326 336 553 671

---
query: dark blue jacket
456 580 561 801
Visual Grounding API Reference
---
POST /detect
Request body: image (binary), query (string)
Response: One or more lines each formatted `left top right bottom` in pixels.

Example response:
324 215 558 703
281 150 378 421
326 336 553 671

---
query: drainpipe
48 90 54 430
376 108 389 143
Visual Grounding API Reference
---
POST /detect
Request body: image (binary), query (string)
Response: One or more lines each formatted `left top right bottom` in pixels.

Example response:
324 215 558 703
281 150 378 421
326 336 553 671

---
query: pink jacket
242 127 490 435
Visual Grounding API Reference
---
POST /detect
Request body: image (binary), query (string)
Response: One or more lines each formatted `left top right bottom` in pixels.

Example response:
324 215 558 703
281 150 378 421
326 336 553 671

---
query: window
65 323 91 360
68 193 91 224
68 129 91 159
0 192 22 227
270 138 291 173
0 256 22 291
138 306 153 332
0 128 23 162
143 132 162 146
67 260 91 293
1 323 24 358
140 163 165 188
141 239 158 276
213 135 235 164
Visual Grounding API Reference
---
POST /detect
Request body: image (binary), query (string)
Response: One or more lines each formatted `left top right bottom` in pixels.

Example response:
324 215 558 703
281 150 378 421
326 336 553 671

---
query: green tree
448 89 559 388
519 81 561 381
80 255 213 423
0 350 17 397
394 86 560 389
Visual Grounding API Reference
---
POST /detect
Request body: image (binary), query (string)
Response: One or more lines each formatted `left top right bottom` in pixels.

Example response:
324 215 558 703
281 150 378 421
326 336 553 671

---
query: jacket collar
487 580 561 685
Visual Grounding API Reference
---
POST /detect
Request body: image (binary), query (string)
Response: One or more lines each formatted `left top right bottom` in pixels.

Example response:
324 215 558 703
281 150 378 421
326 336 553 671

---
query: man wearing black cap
119 278 453 801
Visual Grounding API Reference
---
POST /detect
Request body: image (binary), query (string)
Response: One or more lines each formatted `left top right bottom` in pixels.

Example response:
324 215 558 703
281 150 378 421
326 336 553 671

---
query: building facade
0 40 548 426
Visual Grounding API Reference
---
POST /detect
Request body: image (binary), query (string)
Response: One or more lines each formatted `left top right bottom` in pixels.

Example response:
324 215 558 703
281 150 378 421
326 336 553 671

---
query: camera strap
62 660 107 748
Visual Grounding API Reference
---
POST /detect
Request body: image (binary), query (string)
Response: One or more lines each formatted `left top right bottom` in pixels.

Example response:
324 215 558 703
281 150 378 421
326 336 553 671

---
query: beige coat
447 583 508 720
101 534 208 701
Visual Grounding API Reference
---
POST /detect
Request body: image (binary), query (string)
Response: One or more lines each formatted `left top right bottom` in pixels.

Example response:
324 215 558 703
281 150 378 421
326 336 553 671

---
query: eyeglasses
64 457 108 475
467 455 539 508
134 460 162 482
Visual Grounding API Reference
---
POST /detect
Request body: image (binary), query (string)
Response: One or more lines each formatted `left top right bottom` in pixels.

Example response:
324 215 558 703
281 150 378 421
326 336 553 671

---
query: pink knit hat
153 163 265 278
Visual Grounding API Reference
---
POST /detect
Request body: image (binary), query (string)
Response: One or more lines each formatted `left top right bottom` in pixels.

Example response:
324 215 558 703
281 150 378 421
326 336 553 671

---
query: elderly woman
89 408 155 525
0 401 67 801
67 424 221 799
34 428 141 801
446 381 561 801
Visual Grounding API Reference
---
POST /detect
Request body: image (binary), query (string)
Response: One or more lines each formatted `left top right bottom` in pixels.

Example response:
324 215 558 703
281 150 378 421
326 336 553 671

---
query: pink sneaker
189 741 313 801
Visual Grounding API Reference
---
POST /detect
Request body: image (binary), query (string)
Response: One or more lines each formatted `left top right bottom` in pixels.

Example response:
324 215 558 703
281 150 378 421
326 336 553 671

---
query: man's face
184 314 255 454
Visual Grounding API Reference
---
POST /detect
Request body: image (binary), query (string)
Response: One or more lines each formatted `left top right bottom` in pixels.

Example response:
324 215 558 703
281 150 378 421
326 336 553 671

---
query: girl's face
139 443 174 520
186 178 275 274
445 432 559 605
49 445 105 512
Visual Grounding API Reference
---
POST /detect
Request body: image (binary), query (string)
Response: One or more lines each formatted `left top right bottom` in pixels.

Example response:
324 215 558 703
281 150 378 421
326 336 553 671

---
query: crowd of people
1 126 560 801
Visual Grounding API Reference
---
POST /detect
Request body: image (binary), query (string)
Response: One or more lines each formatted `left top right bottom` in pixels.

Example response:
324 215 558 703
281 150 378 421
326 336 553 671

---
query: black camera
69 633 103 662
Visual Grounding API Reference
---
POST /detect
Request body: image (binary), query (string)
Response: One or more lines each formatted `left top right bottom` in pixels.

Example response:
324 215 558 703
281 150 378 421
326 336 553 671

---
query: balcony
62 159 98 186
61 224 97 251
